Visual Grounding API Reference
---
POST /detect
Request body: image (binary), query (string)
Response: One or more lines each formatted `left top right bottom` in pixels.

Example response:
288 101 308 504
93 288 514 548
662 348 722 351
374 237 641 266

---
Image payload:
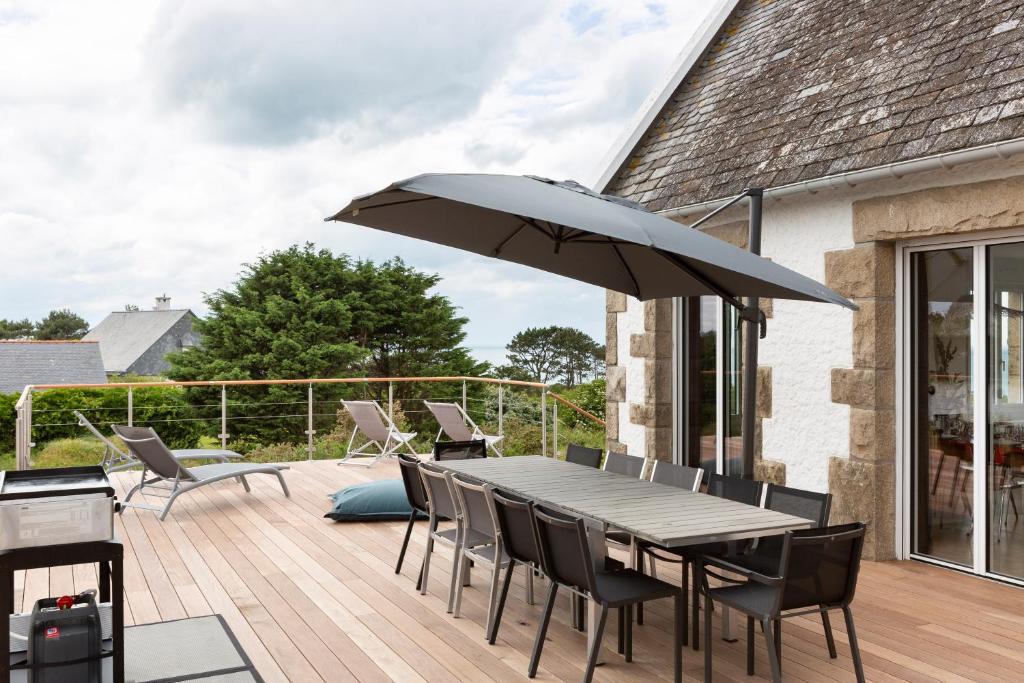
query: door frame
897 227 1024 584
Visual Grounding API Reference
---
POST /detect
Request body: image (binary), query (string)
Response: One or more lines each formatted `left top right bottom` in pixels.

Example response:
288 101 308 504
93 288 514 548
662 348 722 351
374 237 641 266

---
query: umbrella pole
740 189 763 480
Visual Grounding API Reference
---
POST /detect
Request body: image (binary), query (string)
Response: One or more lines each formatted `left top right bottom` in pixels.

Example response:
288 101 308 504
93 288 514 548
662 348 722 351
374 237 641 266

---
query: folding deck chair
423 401 503 456
111 424 290 521
338 400 418 466
75 410 243 473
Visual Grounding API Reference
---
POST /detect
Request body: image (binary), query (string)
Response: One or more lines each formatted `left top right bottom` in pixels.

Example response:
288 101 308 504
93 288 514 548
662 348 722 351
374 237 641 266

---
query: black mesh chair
603 451 645 478
395 454 429 577
529 506 683 683
637 473 763 647
566 443 602 468
700 523 867 683
487 489 543 644
650 461 704 491
433 439 487 461
701 484 833 674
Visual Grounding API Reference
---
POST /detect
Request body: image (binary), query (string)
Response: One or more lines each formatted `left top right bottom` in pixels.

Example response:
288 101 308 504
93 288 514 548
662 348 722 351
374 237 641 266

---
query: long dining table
437 455 812 662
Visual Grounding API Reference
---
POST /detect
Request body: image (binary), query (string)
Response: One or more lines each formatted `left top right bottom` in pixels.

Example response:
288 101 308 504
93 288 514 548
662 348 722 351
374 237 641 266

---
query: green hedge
0 386 208 453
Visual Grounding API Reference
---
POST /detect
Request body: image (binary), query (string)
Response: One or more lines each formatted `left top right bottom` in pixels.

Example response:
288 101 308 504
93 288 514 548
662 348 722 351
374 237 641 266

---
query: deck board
13 459 1024 682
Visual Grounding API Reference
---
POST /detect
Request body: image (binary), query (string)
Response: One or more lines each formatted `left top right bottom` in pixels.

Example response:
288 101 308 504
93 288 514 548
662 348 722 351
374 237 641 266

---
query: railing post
306 383 315 460
498 384 504 437
127 387 133 427
15 389 33 470
552 401 558 458
219 385 229 449
388 382 394 424
541 388 547 457
461 379 467 412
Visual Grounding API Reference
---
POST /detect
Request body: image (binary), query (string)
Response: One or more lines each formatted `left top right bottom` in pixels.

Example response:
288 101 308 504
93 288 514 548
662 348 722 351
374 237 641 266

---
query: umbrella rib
653 249 746 311
608 239 641 298
493 222 528 256
350 195 439 214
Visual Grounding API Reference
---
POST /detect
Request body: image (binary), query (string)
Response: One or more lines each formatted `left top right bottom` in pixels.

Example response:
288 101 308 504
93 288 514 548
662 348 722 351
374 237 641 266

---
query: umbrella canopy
326 173 855 310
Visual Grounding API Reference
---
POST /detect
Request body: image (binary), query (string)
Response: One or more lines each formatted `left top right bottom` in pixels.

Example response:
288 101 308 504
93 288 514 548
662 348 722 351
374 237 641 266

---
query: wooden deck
18 459 1024 682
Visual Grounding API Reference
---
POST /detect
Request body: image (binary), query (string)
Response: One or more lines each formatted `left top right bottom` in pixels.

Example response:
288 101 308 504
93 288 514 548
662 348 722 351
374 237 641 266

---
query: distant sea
468 345 508 368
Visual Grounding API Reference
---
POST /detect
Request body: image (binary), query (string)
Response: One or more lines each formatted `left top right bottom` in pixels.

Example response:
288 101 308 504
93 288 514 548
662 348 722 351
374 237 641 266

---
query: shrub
32 438 107 469
557 378 606 428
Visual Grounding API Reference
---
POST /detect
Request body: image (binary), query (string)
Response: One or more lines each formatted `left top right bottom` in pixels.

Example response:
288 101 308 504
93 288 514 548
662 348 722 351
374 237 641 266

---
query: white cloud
0 0 711 363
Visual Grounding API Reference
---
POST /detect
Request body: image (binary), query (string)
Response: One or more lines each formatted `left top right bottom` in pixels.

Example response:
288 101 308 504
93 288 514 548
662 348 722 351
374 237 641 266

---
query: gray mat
125 615 262 683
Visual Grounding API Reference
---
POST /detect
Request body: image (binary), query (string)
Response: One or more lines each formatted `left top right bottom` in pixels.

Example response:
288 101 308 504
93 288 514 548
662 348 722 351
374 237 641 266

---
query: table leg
99 560 110 603
111 557 124 683
721 605 737 642
0 568 11 683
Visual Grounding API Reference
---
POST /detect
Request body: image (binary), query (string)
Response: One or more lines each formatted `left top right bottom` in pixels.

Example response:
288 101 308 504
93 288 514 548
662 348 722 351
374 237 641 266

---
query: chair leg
636 551 644 625
395 513 416 574
453 550 467 618
238 475 251 492
674 592 683 683
582 604 608 683
420 535 434 595
528 583 558 679
703 594 713 683
681 559 688 644
526 566 535 605
746 616 755 675
843 606 866 683
821 609 838 658
617 606 625 655
416 557 424 592
484 556 503 635
625 605 633 662
275 469 290 497
488 561 515 644
762 617 782 683
773 618 782 676
448 532 464 613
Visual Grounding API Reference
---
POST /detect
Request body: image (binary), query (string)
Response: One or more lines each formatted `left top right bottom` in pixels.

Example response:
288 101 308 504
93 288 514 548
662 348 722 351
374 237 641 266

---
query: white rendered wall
758 194 855 492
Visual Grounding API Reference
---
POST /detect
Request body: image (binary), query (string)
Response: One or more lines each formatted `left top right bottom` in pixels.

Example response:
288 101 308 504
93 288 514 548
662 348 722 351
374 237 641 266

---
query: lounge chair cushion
325 480 428 522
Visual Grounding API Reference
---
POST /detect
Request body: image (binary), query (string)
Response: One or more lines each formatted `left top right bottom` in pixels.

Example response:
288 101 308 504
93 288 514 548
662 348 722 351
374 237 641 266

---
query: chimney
154 295 171 311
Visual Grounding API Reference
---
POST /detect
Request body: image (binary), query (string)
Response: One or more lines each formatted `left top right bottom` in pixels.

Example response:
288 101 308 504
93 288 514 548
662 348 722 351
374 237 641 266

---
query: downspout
657 137 1024 218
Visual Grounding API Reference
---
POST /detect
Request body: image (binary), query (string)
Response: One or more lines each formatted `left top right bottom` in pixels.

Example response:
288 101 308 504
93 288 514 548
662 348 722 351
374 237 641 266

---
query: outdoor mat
124 614 263 683
7 614 261 682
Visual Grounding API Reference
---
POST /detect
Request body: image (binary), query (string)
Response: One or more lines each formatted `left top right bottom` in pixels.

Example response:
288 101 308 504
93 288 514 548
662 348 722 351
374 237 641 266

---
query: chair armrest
699 555 783 587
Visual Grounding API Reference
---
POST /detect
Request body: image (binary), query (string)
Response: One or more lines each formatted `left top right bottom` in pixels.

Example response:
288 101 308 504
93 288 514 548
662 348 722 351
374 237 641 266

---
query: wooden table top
437 456 811 547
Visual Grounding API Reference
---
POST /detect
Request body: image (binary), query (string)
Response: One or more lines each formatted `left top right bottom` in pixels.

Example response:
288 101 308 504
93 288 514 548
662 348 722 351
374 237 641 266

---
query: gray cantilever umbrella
327 173 855 475
326 173 855 309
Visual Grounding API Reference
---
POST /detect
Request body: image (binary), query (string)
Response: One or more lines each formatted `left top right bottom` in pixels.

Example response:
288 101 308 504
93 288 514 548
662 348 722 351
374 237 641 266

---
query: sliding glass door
680 296 743 477
906 237 1024 583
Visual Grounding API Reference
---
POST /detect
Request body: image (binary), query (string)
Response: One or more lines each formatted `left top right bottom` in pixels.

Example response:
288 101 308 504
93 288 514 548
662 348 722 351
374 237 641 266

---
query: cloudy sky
0 0 709 365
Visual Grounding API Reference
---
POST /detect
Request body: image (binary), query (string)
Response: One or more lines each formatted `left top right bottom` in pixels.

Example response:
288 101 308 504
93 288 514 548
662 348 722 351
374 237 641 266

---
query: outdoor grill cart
0 467 123 682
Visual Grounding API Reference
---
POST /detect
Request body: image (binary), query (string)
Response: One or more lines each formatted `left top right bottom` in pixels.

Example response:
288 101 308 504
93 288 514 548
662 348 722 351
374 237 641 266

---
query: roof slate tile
608 0 1024 205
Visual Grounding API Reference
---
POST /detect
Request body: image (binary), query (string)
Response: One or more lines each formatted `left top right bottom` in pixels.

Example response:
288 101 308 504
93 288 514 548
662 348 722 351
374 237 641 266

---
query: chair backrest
452 476 497 539
532 506 597 597
419 464 459 521
566 443 602 468
424 401 475 442
110 425 189 480
603 451 644 478
706 473 763 506
490 489 543 566
342 400 392 442
779 522 866 612
397 453 428 514
650 461 704 492
765 484 832 528
75 411 130 458
433 439 487 461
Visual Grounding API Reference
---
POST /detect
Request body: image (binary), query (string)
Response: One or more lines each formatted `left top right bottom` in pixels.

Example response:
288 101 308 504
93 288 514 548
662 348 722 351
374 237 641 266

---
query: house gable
84 309 199 375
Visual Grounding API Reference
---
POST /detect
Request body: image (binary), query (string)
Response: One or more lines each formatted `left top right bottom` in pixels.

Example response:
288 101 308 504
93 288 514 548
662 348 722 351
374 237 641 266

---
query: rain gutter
656 137 1024 219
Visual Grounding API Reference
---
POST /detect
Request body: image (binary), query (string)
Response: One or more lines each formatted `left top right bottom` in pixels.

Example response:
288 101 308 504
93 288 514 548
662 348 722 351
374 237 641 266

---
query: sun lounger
424 401 503 456
338 400 418 466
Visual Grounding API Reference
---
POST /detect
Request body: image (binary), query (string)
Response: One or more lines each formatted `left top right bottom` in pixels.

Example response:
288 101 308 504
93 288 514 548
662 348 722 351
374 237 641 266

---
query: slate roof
606 0 1024 210
83 309 195 373
0 341 107 394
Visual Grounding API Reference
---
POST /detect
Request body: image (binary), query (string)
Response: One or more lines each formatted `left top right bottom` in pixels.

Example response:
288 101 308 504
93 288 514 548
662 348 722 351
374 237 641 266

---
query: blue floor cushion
325 479 426 522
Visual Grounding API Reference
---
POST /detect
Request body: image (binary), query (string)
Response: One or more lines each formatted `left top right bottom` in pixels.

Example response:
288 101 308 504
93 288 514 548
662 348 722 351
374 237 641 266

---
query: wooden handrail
26 375 549 391
548 391 606 427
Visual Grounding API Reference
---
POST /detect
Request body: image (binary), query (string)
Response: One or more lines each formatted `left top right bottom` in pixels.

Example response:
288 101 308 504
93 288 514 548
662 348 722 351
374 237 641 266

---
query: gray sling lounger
75 410 243 473
112 424 290 520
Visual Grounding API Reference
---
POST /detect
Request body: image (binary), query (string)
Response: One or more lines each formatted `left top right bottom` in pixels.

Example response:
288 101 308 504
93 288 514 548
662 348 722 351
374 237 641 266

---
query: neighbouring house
0 340 107 394
84 296 200 376
598 0 1024 584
